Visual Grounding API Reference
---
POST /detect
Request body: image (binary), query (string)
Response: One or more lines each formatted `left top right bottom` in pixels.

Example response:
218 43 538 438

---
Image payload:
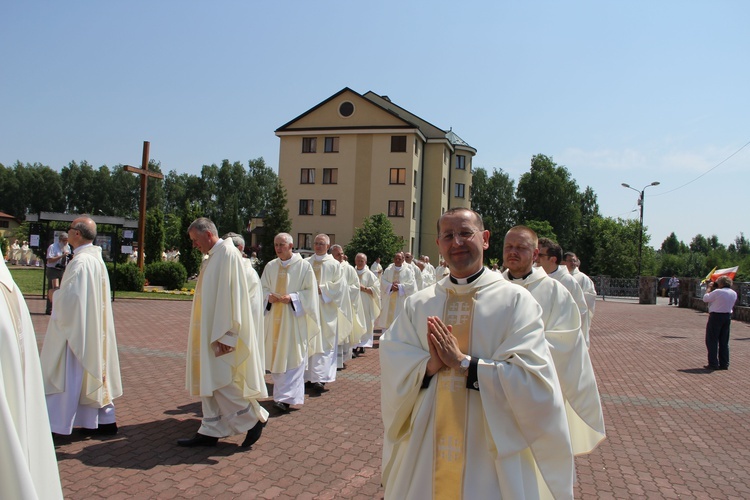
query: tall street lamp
621 181 660 277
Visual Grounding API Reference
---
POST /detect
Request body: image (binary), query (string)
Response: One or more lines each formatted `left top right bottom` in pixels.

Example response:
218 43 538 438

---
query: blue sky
2 1 748 251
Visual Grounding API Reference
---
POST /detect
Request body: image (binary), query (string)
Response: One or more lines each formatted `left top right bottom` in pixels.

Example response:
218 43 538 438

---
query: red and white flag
710 266 739 281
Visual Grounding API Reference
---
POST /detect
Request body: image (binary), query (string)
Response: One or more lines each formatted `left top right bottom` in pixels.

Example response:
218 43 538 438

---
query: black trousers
705 312 731 368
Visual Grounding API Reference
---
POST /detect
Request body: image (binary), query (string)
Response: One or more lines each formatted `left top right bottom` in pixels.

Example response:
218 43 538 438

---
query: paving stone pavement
26 296 750 499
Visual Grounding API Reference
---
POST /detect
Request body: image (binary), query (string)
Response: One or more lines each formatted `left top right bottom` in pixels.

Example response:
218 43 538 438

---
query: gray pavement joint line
601 393 750 414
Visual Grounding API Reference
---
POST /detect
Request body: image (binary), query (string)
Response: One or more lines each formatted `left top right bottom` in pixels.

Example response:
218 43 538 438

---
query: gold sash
433 288 476 499
386 269 400 327
271 265 288 363
312 259 322 283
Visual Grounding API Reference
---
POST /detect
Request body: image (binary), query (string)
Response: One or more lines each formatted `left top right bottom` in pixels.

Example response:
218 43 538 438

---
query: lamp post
621 181 660 277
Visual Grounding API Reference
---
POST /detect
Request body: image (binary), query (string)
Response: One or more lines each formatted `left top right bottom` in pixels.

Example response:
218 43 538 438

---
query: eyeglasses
439 230 478 243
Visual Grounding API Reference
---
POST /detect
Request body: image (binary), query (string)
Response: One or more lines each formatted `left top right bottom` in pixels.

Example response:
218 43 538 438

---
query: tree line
470 154 748 281
2 153 746 280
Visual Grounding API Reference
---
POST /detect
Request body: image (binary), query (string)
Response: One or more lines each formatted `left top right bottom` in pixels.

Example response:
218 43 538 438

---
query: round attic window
339 101 354 117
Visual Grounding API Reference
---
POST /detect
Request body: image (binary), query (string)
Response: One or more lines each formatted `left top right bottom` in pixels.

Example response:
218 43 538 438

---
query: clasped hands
426 316 466 377
268 293 292 304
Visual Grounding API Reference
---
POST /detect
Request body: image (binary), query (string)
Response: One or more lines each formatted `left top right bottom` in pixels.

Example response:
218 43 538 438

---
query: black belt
709 312 732 315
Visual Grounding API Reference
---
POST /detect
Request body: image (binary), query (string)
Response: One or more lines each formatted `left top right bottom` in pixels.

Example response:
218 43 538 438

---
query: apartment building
275 87 476 261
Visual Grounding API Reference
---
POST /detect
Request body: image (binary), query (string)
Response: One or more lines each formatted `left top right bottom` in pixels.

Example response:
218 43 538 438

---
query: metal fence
591 276 640 299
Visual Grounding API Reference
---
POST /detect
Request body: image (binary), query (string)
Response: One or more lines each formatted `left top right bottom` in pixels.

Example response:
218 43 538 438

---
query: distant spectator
702 276 737 371
668 275 680 306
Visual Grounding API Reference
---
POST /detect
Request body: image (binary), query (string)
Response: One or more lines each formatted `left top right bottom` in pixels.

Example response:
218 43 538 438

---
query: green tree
523 220 557 241
179 202 204 278
587 216 643 278
257 180 292 272
144 207 165 265
689 234 710 254
344 213 405 266
470 167 516 264
660 232 682 255
515 154 582 250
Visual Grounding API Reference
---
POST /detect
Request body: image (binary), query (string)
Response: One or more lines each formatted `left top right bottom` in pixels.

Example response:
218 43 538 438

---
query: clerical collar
314 254 326 261
393 265 402 271
507 269 533 281
356 267 365 274
449 267 484 285
280 256 294 266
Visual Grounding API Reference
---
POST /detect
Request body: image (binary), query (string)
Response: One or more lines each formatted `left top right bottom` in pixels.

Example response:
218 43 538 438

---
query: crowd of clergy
3 209 604 499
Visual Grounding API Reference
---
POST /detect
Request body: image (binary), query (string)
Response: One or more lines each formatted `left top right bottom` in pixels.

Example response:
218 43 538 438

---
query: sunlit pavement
27 296 750 499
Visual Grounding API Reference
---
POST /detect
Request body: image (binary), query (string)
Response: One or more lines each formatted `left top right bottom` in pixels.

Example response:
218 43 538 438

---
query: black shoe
704 365 719 371
311 382 325 393
718 366 729 370
273 401 290 413
80 423 118 436
241 420 266 448
177 433 218 447
351 350 359 358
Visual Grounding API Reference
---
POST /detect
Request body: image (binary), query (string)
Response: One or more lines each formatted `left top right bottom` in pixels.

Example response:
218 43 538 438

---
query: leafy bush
107 263 145 292
145 261 187 290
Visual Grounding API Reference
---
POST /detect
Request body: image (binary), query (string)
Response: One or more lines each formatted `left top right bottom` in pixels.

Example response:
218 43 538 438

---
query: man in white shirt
702 276 738 370
45 231 71 315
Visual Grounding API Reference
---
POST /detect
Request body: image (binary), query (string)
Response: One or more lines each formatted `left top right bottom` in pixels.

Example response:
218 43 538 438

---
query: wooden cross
123 141 164 271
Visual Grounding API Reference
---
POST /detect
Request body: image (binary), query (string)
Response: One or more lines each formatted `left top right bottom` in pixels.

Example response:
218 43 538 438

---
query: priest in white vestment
381 208 574 499
10 239 22 265
224 232 265 372
261 233 321 413
353 253 380 354
1 258 64 499
404 252 424 290
434 259 450 280
420 255 436 287
377 252 416 331
370 257 383 278
331 245 364 366
538 238 591 348
304 234 350 391
503 227 605 456
41 217 122 436
178 218 268 448
564 252 597 346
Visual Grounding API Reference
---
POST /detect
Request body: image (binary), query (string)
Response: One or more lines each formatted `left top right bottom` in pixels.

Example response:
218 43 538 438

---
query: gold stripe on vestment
386 269 400 327
271 265 288 363
433 288 476 500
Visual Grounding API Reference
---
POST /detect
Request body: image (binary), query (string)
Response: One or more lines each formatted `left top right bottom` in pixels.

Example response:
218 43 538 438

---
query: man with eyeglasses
41 216 123 438
380 209 575 499
538 238 591 348
503 226 605 457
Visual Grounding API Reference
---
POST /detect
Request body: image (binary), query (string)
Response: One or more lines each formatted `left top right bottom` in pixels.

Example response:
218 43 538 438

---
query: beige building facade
275 87 476 262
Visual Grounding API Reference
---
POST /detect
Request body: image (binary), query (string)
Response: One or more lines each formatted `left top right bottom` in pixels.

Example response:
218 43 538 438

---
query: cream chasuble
41 244 122 408
1 259 63 500
504 266 605 456
356 267 381 343
571 268 597 346
243 258 265 371
342 262 366 345
378 264 416 331
307 254 351 352
549 265 591 351
185 239 267 401
261 254 321 373
380 271 574 499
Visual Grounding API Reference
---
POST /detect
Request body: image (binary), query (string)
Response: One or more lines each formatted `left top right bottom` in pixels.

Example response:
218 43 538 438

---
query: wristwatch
459 355 471 375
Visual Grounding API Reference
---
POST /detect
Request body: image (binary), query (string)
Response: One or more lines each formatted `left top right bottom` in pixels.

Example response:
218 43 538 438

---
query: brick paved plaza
26 295 750 499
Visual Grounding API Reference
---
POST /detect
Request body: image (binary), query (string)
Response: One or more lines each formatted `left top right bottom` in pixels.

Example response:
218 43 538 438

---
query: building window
298 233 313 250
390 168 406 184
442 178 446 194
414 139 420 156
321 199 337 216
324 137 339 153
299 199 314 215
323 168 338 184
414 169 418 187
444 148 449 163
391 135 407 153
0 221 8 228
328 234 335 245
302 137 317 153
339 101 354 117
300 168 315 184
388 200 405 217
455 183 465 198
456 155 466 170
412 202 416 220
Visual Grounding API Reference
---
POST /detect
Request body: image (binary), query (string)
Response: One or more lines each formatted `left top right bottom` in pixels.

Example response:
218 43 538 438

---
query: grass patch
8 267 196 301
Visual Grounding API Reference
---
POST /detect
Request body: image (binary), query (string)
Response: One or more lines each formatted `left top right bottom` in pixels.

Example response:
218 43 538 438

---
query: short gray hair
275 232 293 244
222 232 245 250
189 217 218 237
